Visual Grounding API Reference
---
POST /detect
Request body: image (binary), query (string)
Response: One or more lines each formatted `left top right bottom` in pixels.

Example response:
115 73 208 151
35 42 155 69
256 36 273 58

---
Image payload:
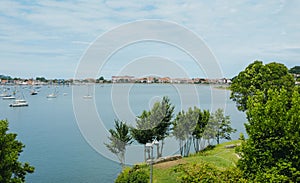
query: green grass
150 140 241 183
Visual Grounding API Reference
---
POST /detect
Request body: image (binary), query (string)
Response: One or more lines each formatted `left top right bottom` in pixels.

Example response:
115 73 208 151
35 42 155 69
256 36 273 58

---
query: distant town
0 75 232 85
1 71 299 86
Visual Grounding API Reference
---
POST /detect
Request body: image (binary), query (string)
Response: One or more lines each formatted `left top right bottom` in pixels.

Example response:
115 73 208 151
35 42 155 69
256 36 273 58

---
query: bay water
0 84 246 182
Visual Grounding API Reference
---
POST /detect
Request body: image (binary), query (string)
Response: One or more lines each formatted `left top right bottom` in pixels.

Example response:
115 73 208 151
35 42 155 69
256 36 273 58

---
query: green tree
130 96 174 160
105 120 132 167
237 88 300 181
209 109 236 144
289 66 300 74
230 61 295 111
173 107 200 157
130 110 154 162
35 77 47 83
151 96 174 157
192 109 210 152
0 119 34 182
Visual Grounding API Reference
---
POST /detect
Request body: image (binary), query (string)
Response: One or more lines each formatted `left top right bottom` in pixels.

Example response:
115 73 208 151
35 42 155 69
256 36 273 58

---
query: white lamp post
146 139 159 183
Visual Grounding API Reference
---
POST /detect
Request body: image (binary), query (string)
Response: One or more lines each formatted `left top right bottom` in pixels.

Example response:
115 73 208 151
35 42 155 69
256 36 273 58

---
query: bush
115 164 149 183
173 161 246 183
238 133 245 141
253 161 300 182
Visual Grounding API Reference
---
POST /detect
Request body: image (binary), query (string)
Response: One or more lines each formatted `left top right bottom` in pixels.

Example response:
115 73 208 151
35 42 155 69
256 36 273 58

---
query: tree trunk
156 143 160 159
121 151 125 168
193 137 200 153
147 147 151 160
179 140 183 156
159 140 164 158
217 130 220 144
144 144 146 162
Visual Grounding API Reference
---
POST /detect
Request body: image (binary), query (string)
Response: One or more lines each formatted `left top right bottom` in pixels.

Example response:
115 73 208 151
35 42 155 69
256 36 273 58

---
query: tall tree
209 109 236 144
237 88 300 181
105 120 132 167
151 96 174 157
130 110 154 161
289 66 300 74
131 96 174 160
192 109 210 152
173 107 199 157
230 61 295 111
0 119 34 182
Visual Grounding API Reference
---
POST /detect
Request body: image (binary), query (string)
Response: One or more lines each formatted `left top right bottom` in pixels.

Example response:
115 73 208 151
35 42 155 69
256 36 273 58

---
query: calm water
0 84 246 183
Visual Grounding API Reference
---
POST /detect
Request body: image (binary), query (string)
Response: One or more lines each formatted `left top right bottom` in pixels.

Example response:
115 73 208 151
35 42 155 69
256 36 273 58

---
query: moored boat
3 95 16 100
9 99 29 107
31 90 38 95
47 93 57 98
83 84 92 99
83 95 92 99
47 87 58 98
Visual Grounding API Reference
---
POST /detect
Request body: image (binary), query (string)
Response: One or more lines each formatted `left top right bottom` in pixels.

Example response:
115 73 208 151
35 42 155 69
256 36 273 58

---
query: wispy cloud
0 0 299 78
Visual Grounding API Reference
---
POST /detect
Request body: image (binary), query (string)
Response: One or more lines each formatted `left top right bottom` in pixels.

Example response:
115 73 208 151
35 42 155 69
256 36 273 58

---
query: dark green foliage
253 161 300 182
237 88 300 181
208 109 236 144
0 119 34 182
232 61 300 181
173 107 208 156
173 107 236 156
192 109 210 152
230 61 295 111
174 162 246 182
105 119 132 167
289 66 300 74
130 96 174 159
238 133 245 141
115 165 149 183
0 75 12 80
35 77 47 82
173 107 199 157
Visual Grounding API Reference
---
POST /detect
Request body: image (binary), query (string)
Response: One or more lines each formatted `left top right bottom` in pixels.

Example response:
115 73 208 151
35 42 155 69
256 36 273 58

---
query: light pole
146 139 159 183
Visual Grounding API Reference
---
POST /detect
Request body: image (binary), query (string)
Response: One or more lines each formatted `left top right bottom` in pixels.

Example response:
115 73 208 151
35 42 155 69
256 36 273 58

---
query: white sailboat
3 87 17 100
9 99 28 107
30 88 38 95
3 95 16 100
83 85 92 99
47 87 58 98
0 87 10 97
9 90 28 107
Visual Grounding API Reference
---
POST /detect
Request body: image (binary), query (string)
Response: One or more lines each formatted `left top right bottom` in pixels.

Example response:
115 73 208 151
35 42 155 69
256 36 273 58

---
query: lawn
150 140 241 183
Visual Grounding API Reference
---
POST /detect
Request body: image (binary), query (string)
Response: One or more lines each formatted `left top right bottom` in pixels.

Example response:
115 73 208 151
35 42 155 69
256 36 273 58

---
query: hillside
150 140 241 183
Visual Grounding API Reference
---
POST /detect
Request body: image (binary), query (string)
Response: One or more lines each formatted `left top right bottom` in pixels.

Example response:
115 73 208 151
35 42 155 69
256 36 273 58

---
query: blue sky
1 0 299 79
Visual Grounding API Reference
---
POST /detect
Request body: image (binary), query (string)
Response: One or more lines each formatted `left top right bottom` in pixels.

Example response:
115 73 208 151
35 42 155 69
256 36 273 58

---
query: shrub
174 162 246 183
115 164 149 183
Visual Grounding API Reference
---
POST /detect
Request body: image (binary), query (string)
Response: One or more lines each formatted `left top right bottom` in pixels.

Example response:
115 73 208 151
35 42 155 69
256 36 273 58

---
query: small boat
0 92 10 97
83 85 93 99
47 93 57 98
47 87 58 98
31 90 38 95
9 99 29 107
83 95 92 99
3 95 16 100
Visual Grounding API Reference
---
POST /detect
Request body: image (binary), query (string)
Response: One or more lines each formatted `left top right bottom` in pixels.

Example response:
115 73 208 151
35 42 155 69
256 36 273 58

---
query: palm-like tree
105 119 132 167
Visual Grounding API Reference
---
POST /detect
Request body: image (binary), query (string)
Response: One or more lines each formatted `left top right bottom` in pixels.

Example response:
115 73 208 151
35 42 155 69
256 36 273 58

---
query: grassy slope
151 140 241 183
